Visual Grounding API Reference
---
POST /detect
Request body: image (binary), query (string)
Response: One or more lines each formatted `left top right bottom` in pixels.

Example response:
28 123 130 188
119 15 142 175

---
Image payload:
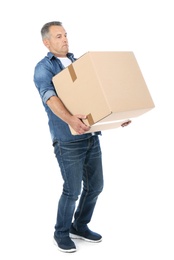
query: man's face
43 25 69 57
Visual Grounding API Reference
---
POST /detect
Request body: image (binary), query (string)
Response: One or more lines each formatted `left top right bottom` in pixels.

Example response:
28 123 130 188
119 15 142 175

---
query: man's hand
69 114 90 135
121 120 132 127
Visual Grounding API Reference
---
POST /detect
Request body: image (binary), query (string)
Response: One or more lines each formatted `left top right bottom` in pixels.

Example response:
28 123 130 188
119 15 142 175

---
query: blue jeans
53 135 104 239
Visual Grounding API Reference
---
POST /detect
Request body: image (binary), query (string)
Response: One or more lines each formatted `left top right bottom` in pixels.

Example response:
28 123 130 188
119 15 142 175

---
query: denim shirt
33 52 101 143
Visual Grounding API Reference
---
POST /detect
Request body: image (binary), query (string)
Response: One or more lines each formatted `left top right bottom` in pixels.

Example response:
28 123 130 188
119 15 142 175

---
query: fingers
71 115 90 134
121 120 132 127
77 122 90 134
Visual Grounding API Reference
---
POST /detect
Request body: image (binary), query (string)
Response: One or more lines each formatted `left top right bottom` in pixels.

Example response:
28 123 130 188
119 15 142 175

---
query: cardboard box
52 51 155 134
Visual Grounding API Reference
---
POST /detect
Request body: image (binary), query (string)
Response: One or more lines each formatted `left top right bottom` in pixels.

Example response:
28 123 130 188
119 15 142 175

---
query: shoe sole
58 247 76 253
70 233 102 243
53 238 76 253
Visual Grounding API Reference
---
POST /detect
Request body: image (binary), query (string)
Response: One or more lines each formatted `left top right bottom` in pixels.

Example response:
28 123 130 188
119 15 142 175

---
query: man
33 21 131 253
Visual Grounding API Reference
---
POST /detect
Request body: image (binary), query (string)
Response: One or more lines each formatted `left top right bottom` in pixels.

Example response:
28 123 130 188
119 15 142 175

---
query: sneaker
69 224 102 243
54 236 76 253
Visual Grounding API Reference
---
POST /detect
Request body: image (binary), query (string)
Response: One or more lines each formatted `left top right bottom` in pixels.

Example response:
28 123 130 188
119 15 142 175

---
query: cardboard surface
52 51 155 135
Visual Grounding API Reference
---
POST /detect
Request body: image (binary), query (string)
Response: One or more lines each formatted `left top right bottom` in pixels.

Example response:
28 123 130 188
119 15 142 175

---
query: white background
0 0 174 259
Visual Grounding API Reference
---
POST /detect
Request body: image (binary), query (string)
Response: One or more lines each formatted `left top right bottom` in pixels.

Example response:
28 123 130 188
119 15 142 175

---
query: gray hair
41 21 62 40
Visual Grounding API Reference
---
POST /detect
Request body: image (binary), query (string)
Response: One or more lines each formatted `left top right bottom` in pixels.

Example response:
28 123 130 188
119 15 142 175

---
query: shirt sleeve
33 62 57 104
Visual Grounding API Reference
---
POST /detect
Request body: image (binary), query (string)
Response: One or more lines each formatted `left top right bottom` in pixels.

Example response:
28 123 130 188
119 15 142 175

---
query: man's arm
46 96 90 135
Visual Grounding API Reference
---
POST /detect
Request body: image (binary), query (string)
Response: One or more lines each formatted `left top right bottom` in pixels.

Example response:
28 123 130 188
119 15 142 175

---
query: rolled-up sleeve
42 89 57 104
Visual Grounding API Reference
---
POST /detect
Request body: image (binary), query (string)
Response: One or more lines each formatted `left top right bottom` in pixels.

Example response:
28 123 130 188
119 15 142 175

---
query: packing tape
86 113 94 125
68 64 77 82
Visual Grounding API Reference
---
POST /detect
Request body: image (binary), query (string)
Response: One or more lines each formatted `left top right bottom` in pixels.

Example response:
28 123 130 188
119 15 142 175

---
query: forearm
46 96 72 124
46 95 90 134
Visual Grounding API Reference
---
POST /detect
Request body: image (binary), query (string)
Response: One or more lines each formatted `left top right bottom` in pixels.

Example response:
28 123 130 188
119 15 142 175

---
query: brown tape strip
68 64 77 82
86 113 94 125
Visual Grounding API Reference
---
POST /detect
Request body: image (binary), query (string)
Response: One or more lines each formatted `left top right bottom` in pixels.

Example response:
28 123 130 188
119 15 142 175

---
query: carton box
52 51 155 134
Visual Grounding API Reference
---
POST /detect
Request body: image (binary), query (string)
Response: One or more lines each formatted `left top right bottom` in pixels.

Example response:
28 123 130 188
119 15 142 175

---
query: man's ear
43 39 49 48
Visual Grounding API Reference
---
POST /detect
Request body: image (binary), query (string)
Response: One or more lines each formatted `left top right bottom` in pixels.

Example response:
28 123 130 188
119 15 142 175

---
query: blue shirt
33 52 101 143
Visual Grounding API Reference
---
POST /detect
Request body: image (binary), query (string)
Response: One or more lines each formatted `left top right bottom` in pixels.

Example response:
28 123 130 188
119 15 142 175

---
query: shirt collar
47 52 75 61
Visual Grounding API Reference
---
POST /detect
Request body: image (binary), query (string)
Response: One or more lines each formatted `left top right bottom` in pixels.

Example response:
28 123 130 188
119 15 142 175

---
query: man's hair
41 21 62 40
